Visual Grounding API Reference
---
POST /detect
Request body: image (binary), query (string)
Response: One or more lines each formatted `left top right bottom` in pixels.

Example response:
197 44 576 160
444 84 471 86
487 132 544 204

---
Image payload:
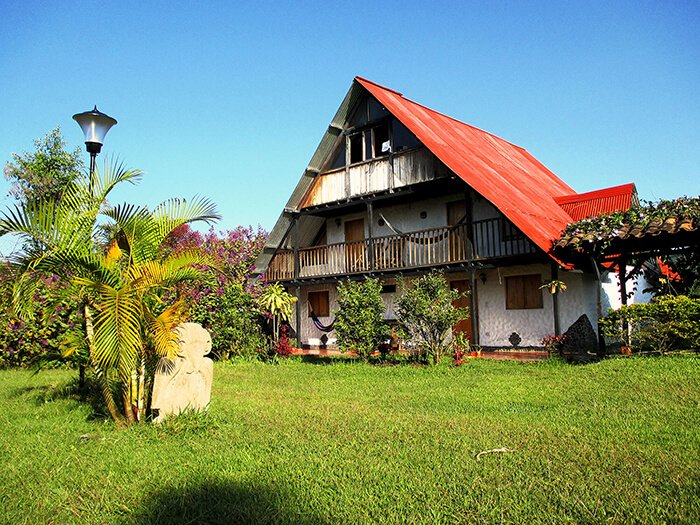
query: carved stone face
152 323 214 421
176 323 213 372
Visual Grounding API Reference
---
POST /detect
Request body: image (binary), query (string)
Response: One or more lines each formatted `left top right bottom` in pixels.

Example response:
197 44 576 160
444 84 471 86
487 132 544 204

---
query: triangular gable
355 76 576 257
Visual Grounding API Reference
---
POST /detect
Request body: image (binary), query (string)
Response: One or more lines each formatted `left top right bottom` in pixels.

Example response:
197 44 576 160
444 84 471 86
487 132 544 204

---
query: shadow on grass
130 479 321 525
12 376 111 420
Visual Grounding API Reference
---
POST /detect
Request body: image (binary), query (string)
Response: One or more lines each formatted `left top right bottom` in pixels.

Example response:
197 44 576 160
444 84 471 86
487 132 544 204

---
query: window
328 142 346 170
308 291 330 317
373 123 390 157
505 274 543 310
350 134 363 164
348 122 391 164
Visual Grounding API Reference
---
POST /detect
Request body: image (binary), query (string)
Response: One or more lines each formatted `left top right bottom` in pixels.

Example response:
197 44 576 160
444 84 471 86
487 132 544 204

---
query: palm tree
0 158 220 423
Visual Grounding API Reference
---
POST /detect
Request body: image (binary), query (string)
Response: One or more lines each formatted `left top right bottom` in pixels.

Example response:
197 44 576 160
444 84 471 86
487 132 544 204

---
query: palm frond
91 156 143 202
11 271 41 320
144 301 188 360
103 239 123 269
152 195 220 242
89 283 144 383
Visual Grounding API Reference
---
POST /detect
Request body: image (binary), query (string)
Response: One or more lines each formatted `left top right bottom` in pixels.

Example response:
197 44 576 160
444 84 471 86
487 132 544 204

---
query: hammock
309 306 335 332
378 212 467 244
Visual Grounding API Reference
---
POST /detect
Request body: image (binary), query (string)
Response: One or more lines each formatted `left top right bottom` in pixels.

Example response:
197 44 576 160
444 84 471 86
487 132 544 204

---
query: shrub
165 225 269 360
600 295 700 354
272 325 295 358
334 278 388 361
541 334 568 356
452 332 471 366
396 271 468 365
188 281 267 360
0 266 86 369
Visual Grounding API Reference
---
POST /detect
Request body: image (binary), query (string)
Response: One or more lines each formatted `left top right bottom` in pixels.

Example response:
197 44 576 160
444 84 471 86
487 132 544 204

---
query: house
253 77 649 349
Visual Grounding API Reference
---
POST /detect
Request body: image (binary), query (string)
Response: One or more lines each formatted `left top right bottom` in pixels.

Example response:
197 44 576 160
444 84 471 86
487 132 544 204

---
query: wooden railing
264 218 536 281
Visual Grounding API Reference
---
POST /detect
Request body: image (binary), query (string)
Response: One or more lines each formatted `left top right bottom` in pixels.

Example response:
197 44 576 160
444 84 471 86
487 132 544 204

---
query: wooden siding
265 218 538 281
302 147 450 208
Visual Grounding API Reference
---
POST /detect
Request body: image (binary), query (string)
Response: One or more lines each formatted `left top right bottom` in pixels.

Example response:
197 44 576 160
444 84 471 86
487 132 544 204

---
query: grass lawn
1 355 698 524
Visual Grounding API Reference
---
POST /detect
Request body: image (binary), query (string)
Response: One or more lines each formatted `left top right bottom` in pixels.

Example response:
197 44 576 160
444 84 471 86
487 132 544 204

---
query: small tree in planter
396 271 469 365
257 282 296 343
334 278 388 361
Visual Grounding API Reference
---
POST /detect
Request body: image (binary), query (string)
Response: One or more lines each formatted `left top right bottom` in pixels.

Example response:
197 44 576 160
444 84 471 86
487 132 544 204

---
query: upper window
505 274 543 310
349 122 390 164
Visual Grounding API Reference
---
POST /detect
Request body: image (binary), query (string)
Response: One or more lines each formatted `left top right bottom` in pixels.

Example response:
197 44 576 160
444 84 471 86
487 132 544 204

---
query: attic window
349 122 391 164
350 134 363 164
373 123 390 157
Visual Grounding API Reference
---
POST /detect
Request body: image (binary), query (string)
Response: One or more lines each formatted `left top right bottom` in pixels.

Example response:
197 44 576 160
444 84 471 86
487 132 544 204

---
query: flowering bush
272 325 295 358
165 225 269 359
452 332 471 366
0 265 85 368
541 334 567 356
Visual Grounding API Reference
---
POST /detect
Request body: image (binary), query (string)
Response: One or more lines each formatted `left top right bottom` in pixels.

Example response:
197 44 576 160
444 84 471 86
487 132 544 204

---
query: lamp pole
72 106 117 190
71 106 117 391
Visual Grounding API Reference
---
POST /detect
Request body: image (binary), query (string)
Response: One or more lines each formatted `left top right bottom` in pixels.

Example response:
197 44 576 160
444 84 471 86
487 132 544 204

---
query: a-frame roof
254 77 633 275
355 76 576 257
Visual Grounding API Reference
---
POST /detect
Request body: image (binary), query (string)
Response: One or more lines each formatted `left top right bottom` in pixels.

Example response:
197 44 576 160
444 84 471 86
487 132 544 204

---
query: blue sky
1 1 698 254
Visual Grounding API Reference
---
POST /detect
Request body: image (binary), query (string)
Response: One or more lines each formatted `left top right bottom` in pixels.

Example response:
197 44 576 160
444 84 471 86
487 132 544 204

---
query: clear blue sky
1 1 698 255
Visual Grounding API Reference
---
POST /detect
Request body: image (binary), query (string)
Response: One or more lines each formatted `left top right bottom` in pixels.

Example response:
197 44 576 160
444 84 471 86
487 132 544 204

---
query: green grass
1 356 699 524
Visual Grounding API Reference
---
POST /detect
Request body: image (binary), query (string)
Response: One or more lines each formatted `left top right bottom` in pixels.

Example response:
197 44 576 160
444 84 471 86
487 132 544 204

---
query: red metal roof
355 77 579 259
555 183 637 221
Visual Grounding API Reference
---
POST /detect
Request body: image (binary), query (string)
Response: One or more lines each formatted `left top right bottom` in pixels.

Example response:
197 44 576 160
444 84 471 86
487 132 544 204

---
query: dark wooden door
451 279 473 343
447 200 467 262
344 218 365 272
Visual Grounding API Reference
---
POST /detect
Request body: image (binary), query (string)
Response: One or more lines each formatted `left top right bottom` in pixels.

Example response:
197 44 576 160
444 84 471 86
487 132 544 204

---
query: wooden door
447 200 467 262
344 218 365 272
451 279 473 342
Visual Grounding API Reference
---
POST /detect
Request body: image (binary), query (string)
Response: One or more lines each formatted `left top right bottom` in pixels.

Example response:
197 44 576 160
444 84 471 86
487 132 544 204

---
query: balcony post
551 262 561 336
469 267 479 346
293 215 300 281
465 191 475 260
367 200 375 271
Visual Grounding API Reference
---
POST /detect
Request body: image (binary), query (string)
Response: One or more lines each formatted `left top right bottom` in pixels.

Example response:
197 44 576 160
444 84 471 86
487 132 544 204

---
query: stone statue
151 323 214 422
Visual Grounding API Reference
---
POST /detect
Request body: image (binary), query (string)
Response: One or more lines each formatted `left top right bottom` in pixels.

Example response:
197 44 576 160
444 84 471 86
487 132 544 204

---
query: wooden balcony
265 218 537 282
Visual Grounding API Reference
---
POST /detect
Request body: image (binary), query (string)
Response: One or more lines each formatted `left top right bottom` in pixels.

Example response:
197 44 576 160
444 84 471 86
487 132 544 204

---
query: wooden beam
551 263 561 336
367 201 375 271
293 216 300 281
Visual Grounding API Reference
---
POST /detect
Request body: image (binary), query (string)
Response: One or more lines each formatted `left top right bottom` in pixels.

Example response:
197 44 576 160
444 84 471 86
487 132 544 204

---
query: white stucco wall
476 264 600 347
293 264 648 349
325 194 470 245
600 268 654 311
294 283 339 347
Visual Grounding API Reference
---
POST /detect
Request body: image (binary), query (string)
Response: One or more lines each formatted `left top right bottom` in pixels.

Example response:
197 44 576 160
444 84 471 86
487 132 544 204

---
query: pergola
554 214 699 307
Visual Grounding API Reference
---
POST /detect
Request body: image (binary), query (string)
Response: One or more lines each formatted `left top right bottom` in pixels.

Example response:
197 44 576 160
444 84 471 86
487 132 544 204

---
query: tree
334 278 388 361
257 282 296 343
0 158 220 424
395 271 468 365
3 127 83 207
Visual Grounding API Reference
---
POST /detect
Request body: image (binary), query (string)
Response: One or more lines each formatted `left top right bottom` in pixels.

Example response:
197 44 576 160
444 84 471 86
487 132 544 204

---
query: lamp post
72 106 117 185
